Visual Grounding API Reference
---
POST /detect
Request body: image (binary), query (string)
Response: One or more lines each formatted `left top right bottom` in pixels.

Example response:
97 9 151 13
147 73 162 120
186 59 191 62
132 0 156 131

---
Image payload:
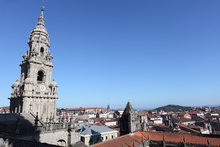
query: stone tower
107 104 110 112
120 102 141 135
9 8 58 122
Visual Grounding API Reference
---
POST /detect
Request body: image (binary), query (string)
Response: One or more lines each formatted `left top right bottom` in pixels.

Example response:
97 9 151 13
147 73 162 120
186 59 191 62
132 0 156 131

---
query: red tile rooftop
91 131 220 147
174 117 194 122
189 111 203 114
139 113 148 116
64 107 104 111
188 125 203 129
0 106 9 113
178 124 200 134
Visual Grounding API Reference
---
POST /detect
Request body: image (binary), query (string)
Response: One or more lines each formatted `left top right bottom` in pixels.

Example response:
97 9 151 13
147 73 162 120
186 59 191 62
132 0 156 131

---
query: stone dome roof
28 8 50 47
32 24 48 35
50 80 58 87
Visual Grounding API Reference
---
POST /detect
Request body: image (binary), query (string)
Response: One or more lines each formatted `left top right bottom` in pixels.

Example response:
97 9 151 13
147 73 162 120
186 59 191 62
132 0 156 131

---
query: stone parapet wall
0 137 59 147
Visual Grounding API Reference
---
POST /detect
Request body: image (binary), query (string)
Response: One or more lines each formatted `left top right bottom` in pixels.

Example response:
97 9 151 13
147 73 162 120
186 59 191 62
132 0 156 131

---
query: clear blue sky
0 0 220 109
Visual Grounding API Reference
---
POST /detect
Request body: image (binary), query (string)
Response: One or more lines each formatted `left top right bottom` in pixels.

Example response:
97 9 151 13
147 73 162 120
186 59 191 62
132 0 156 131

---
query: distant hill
154 105 192 112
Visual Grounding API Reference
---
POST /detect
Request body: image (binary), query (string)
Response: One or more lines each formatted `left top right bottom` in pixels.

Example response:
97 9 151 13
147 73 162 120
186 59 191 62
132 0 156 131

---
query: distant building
120 102 141 135
173 117 195 126
0 106 9 114
106 104 110 112
104 119 118 127
64 107 104 114
77 124 118 146
139 113 148 123
149 116 163 124
97 113 114 119
114 109 124 118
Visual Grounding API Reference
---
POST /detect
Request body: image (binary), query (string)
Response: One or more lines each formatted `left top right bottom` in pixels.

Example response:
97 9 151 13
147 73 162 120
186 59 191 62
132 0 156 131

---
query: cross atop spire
41 6 44 17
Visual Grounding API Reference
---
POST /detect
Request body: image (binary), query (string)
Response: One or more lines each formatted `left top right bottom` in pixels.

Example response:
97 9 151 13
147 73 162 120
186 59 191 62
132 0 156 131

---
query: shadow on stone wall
0 113 59 147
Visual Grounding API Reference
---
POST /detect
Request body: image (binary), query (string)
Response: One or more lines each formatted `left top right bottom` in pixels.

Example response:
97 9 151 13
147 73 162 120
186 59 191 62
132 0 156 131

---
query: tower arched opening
40 47 44 56
37 70 45 82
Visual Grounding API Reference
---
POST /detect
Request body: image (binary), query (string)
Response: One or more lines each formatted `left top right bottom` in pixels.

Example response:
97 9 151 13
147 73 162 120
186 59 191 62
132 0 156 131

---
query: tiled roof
173 117 195 123
77 124 117 136
139 113 147 116
178 124 200 134
0 106 9 113
91 131 220 147
64 107 104 111
188 125 203 129
92 133 142 147
116 109 124 111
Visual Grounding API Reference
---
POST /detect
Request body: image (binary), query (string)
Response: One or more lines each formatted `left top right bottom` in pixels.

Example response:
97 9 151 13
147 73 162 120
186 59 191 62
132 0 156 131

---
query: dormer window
37 70 44 82
40 47 44 56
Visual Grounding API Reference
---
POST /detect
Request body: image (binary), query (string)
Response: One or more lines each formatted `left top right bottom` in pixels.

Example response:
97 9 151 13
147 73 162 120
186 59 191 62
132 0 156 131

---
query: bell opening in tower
40 47 44 56
37 70 44 82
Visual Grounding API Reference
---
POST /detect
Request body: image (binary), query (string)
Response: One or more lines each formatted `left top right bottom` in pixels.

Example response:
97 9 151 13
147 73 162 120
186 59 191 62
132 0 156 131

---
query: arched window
40 47 44 56
37 71 44 82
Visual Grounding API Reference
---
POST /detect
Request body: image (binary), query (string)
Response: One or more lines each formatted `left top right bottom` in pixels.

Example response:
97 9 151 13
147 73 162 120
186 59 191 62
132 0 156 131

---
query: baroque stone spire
9 8 58 123
38 7 45 25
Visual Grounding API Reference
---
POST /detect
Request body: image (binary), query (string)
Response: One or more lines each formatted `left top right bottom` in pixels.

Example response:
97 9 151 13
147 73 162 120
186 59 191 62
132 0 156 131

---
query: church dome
32 24 48 35
50 80 58 87
12 80 20 88
28 8 50 47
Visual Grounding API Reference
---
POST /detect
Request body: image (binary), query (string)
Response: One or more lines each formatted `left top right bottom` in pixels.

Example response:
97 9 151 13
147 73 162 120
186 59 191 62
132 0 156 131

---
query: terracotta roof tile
64 107 104 111
0 106 9 113
178 124 200 134
92 131 220 147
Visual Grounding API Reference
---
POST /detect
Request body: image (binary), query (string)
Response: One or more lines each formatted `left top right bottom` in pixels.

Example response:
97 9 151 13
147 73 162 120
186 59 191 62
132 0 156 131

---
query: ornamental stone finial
38 7 45 25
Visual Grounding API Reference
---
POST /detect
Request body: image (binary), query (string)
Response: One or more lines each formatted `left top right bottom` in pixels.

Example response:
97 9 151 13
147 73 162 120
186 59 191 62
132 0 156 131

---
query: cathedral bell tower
9 8 58 122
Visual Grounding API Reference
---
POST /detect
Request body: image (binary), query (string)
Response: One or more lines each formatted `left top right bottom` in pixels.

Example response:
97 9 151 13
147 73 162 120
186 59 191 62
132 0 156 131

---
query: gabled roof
123 102 135 115
91 131 220 147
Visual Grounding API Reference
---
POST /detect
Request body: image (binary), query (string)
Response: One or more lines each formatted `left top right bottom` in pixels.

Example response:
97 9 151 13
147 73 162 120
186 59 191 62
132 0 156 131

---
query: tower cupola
28 7 50 48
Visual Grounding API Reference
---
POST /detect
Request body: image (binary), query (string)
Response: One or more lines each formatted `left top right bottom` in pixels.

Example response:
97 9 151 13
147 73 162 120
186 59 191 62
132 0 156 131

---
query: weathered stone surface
120 102 141 135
